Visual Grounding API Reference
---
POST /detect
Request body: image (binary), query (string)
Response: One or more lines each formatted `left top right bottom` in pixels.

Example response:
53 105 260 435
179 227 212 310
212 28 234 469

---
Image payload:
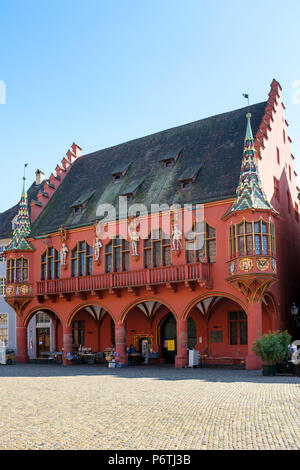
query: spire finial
22 163 29 196
245 112 253 140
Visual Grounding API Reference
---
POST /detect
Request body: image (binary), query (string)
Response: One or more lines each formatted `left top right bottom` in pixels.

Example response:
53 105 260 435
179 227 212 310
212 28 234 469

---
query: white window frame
0 278 5 296
0 313 8 346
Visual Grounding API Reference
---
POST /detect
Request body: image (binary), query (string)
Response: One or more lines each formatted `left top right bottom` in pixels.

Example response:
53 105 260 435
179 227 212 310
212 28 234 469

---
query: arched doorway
25 308 62 359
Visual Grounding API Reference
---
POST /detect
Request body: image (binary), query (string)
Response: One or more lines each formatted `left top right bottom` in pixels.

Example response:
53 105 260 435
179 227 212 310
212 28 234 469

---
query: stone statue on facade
172 224 182 252
60 243 69 267
128 217 140 258
94 237 103 263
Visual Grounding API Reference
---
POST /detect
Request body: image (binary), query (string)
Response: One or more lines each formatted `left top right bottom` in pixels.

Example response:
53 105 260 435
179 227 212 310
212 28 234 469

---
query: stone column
175 318 188 368
16 316 28 363
62 325 73 366
245 301 263 370
115 323 128 365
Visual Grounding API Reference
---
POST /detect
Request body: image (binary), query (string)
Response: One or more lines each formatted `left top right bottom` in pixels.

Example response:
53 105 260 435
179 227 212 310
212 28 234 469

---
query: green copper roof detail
225 113 276 217
7 175 34 251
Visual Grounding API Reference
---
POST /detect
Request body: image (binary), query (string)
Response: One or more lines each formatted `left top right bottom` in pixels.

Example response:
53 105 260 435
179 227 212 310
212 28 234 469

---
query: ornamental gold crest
5 285 14 296
256 257 269 271
239 258 253 272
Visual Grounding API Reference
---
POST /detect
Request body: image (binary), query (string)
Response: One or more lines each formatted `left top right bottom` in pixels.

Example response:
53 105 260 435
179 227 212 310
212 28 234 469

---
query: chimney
35 169 45 185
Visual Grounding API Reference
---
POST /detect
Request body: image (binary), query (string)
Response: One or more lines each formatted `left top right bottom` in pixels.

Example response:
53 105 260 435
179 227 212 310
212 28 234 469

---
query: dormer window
112 173 123 184
120 178 144 203
178 164 201 191
121 192 135 203
160 148 183 168
111 162 131 184
73 205 84 215
70 191 95 216
181 180 193 191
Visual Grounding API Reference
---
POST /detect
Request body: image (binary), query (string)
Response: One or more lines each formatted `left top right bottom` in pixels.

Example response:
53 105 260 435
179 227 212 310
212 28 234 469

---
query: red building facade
3 79 300 369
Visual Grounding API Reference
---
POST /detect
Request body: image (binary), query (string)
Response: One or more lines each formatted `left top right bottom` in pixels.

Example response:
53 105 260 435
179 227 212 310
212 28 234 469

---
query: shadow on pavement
0 363 299 384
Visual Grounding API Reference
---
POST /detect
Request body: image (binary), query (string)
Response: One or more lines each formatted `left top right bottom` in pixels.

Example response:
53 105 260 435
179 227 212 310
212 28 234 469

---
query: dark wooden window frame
143 229 171 268
229 219 275 258
72 320 85 347
229 311 248 345
71 241 93 277
41 247 61 280
104 237 130 273
7 257 29 283
185 221 216 263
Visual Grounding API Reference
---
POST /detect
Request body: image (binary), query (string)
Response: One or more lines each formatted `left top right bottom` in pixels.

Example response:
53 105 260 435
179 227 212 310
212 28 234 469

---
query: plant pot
262 364 277 376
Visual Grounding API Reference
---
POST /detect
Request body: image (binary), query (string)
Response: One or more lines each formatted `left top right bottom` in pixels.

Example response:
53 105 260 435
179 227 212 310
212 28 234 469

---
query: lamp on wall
290 302 300 327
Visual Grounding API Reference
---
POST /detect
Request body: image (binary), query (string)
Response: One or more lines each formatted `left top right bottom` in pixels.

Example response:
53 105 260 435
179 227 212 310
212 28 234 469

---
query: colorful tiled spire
7 168 33 251
225 113 276 217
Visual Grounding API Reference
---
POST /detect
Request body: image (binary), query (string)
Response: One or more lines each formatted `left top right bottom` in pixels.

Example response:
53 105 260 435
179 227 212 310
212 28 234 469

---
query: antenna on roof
242 93 250 107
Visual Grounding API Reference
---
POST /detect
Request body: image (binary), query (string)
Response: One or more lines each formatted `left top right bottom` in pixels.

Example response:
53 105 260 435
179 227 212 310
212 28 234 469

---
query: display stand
188 349 199 368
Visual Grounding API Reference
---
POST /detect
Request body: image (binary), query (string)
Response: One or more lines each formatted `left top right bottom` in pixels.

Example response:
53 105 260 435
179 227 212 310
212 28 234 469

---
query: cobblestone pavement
0 364 299 450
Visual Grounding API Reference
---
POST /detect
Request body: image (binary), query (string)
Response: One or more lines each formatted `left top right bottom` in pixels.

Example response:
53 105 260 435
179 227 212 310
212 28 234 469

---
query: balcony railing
36 262 212 296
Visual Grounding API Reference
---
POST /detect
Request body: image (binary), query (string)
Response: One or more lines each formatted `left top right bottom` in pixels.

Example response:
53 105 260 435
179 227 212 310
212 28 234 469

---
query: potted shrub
252 330 291 376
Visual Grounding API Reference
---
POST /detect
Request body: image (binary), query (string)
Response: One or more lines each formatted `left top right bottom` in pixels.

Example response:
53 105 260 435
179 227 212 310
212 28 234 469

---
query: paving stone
0 364 299 450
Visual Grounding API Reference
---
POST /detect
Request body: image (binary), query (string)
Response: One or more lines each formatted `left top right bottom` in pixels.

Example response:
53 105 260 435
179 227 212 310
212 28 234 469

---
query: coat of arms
257 257 269 271
239 258 253 272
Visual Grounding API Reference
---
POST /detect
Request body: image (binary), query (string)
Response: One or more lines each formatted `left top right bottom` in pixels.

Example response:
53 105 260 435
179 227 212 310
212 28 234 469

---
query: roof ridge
82 101 268 159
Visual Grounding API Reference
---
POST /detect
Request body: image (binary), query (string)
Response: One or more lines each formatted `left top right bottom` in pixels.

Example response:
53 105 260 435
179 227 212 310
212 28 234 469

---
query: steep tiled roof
31 101 267 236
2 101 268 238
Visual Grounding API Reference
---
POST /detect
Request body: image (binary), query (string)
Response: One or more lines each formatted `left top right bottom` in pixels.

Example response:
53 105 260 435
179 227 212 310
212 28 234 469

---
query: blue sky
1 0 300 212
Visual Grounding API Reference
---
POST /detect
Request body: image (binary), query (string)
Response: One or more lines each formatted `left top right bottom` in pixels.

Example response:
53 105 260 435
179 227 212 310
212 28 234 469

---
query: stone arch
182 291 247 321
66 302 114 327
119 296 178 324
23 305 62 328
